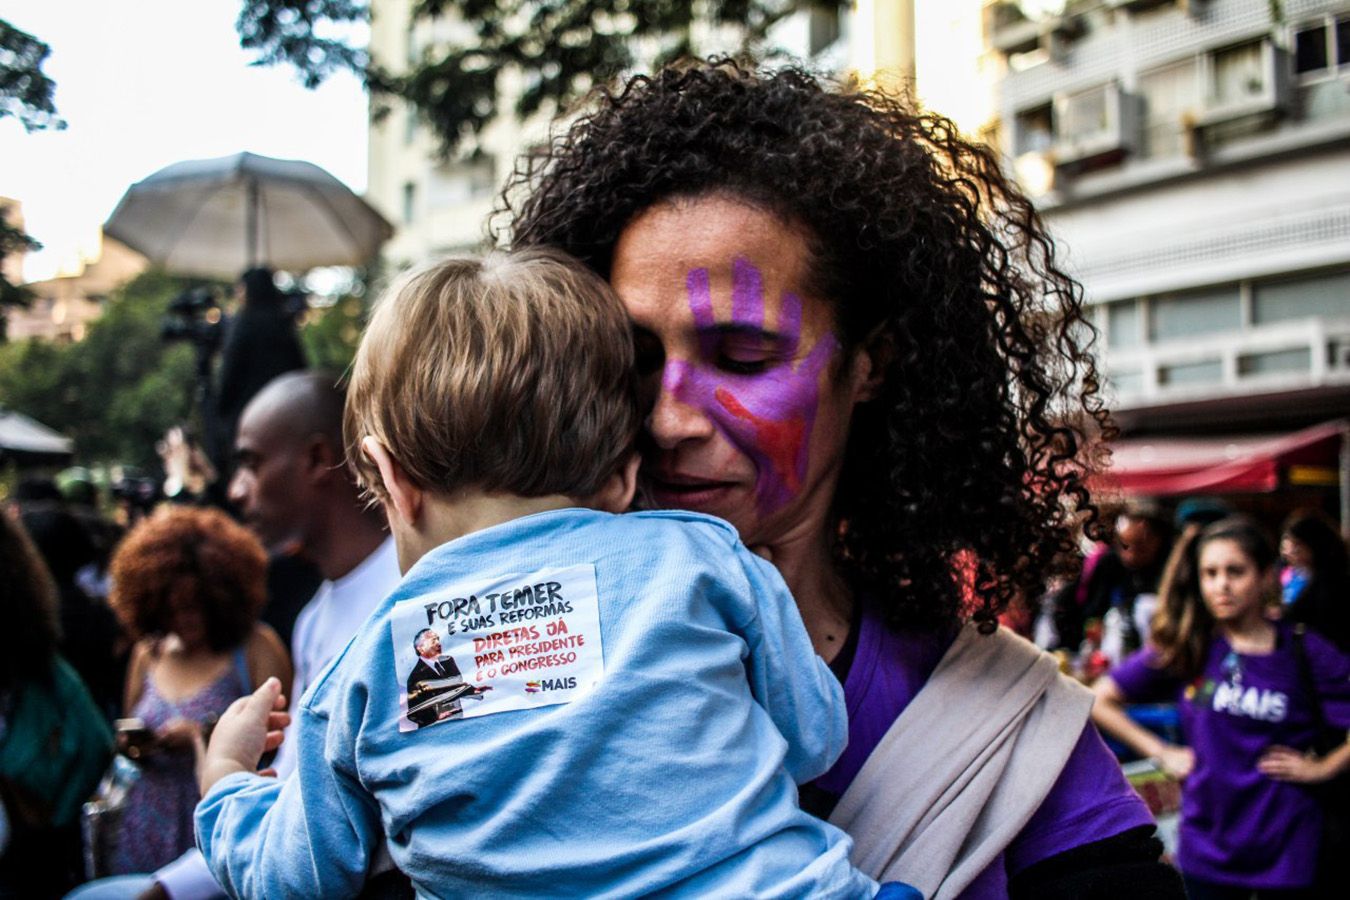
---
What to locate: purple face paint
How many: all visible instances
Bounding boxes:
[664,256,838,516]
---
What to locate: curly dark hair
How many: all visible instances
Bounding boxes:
[0,514,61,692]
[108,506,267,651]
[502,59,1111,634]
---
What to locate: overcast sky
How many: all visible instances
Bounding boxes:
[1,0,368,281]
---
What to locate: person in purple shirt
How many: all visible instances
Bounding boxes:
[506,58,1182,899]
[1094,516,1350,898]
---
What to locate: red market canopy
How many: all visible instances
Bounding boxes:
[1098,420,1347,497]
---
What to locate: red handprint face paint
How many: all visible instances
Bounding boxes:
[612,196,868,547]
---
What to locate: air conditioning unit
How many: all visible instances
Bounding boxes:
[1192,43,1291,128]
[1105,0,1205,15]
[1052,83,1141,166]
[988,2,1084,59]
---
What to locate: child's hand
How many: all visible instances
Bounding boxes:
[199,677,290,795]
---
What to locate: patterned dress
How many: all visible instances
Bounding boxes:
[108,646,250,875]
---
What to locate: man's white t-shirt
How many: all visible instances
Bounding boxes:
[273,537,400,778]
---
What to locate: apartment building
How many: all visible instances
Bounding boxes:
[2,214,146,343]
[991,0,1350,514]
[364,1,934,269]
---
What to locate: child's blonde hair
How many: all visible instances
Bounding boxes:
[345,247,639,502]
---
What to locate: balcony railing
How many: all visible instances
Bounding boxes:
[1103,316,1350,405]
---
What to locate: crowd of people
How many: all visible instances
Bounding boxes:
[1,58,1347,900]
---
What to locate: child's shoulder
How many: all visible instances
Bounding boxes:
[621,509,742,544]
[612,511,775,587]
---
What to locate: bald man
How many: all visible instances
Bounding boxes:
[227,371,399,777]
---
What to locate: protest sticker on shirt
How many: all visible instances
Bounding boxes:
[389,563,604,732]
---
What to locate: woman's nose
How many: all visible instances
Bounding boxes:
[647,360,716,449]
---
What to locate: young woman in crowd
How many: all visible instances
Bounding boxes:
[1279,507,1350,651]
[1093,517,1350,898]
[0,513,112,899]
[104,506,290,875]
[504,59,1183,898]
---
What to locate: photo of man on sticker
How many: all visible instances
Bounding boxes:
[405,627,485,726]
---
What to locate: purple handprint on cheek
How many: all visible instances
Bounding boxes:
[664,256,838,516]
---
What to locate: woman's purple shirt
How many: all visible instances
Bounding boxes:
[809,603,1154,898]
[1111,623,1350,888]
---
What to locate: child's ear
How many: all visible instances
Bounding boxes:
[361,437,423,526]
[590,453,640,514]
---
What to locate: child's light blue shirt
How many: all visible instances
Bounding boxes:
[196,509,875,899]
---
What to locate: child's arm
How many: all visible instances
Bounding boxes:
[732,545,849,784]
[195,679,384,899]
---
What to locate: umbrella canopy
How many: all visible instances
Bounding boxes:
[0,406,75,464]
[104,152,393,279]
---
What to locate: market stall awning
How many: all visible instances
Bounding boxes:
[0,406,75,463]
[1098,420,1346,497]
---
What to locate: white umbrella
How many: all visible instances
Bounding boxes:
[104,152,393,279]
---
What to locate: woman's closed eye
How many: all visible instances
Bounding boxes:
[713,335,787,375]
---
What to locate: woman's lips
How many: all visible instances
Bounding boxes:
[643,471,737,506]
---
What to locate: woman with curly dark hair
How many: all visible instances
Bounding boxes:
[504,59,1182,898]
[103,506,290,876]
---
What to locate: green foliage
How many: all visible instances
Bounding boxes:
[0,205,42,340]
[0,19,65,132]
[236,1,369,89]
[236,0,836,154]
[299,293,367,373]
[0,271,200,467]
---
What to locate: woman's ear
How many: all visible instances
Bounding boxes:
[361,437,423,527]
[850,324,894,403]
[589,453,640,514]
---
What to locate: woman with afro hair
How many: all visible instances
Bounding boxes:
[104,505,291,876]
[503,59,1184,899]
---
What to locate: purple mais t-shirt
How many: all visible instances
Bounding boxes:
[809,604,1154,899]
[1111,622,1350,889]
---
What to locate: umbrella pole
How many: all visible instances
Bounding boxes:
[247,177,260,269]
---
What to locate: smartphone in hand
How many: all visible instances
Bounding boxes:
[115,717,155,759]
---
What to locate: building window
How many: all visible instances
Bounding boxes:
[405,24,419,68]
[402,182,417,225]
[1238,348,1312,377]
[1014,104,1054,156]
[1105,299,1142,349]
[1138,59,1200,158]
[1151,285,1241,341]
[1252,269,1350,324]
[1159,359,1223,387]
[404,103,418,146]
[1294,15,1350,77]
[1109,369,1145,394]
[807,5,841,57]
[428,156,498,210]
